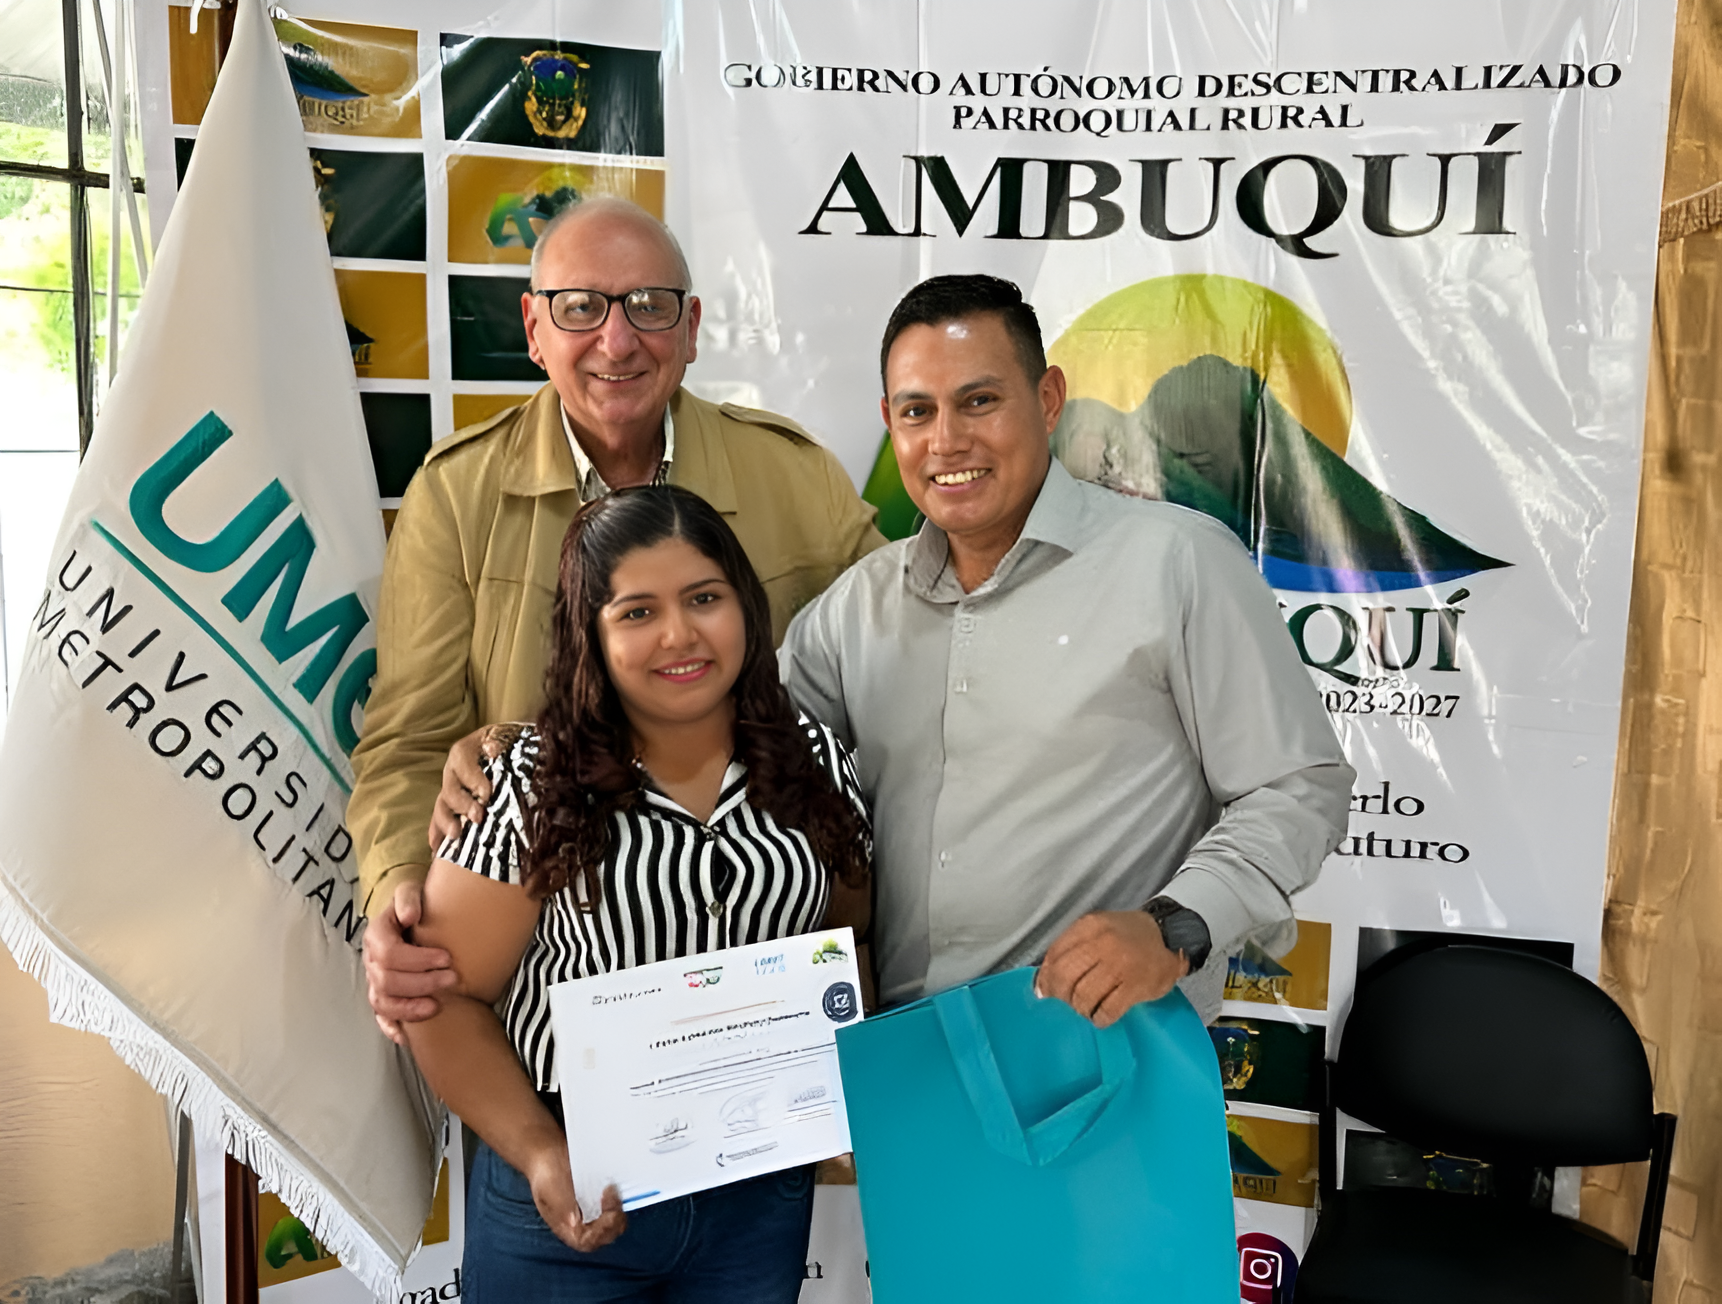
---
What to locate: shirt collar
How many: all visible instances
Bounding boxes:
[559,404,676,501]
[639,760,748,826]
[904,457,1090,601]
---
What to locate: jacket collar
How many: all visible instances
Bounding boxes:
[500,384,580,498]
[500,384,735,513]
[665,389,738,514]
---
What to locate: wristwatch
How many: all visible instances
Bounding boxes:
[1144,897,1212,973]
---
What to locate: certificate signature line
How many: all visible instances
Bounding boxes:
[636,1046,833,1094]
[647,1040,833,1088]
[655,1047,832,1089]
[684,1057,823,1098]
[669,999,784,1026]
[695,1072,775,1098]
[686,1065,824,1097]
[641,1061,814,1099]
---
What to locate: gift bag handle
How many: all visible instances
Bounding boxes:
[934,984,1137,1167]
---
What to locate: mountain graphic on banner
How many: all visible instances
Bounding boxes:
[1049,274,1509,594]
[1054,355,1509,593]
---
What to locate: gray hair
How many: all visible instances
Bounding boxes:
[528,196,692,292]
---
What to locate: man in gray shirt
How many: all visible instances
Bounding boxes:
[780,275,1353,1024]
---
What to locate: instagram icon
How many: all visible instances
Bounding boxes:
[1237,1233,1300,1304]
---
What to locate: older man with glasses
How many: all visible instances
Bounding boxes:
[350,197,883,1033]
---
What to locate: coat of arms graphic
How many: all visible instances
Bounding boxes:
[521,49,591,138]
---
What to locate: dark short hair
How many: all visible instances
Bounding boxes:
[879,274,1047,391]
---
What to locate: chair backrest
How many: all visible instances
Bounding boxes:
[1334,944,1653,1167]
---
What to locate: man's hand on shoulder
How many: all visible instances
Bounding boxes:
[1036,910,1191,1029]
[365,880,457,1045]
[428,723,523,849]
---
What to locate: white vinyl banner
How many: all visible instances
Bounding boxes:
[668,0,1675,1278]
[674,7,1679,930]
[125,0,1676,1296]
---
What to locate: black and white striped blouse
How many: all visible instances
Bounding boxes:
[436,719,870,1092]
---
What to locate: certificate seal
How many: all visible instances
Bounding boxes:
[821,981,859,1024]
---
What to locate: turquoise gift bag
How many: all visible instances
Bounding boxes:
[835,967,1236,1302]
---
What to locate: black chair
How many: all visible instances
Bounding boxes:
[1294,944,1676,1303]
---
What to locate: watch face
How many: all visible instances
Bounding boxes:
[1148,901,1210,968]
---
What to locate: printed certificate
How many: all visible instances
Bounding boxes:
[547,928,863,1216]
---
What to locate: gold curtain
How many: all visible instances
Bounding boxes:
[1584,0,1722,1288]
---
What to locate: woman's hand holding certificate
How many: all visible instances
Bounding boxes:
[522,1140,628,1252]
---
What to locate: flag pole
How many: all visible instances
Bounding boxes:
[88,0,150,295]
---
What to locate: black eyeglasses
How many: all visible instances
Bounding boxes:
[532,286,688,333]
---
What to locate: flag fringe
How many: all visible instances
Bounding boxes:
[0,879,410,1300]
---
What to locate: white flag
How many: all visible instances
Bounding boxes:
[0,0,436,1288]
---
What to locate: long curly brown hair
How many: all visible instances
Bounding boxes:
[522,485,870,906]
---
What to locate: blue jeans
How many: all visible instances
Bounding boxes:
[464,1142,816,1302]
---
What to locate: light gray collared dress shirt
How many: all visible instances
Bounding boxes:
[780,459,1353,1016]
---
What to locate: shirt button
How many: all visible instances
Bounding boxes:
[953,679,968,693]
[939,850,950,863]
[709,901,726,917]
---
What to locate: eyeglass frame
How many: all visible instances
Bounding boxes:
[531,286,691,333]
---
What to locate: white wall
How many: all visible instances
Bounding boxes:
[0,328,79,730]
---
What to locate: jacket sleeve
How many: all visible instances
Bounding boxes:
[348,465,481,918]
[817,443,888,567]
[1153,520,1355,958]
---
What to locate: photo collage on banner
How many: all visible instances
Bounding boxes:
[1216,924,1330,1257]
[135,1,1678,1299]
[157,0,665,518]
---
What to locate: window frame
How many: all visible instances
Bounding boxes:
[0,0,146,455]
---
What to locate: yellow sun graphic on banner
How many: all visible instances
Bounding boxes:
[1047,274,1353,456]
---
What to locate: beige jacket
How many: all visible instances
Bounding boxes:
[349,384,885,916]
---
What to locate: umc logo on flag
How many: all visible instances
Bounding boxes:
[24,404,382,948]
[125,409,376,754]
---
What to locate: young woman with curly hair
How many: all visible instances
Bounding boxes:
[403,485,871,1302]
